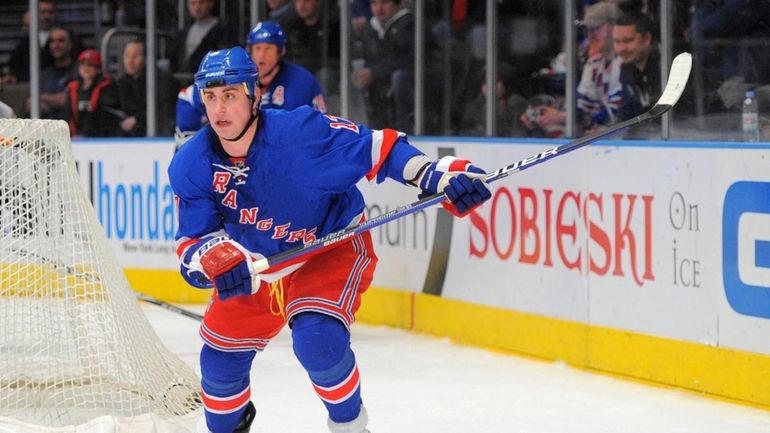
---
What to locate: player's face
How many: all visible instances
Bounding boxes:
[250,43,282,76]
[613,25,651,65]
[201,85,257,137]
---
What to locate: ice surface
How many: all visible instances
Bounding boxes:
[145,304,770,433]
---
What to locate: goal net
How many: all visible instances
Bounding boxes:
[0,119,201,432]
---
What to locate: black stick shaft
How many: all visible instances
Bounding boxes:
[137,293,203,321]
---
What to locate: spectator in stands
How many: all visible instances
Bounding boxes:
[115,0,178,30]
[520,93,566,138]
[353,0,414,133]
[65,49,122,137]
[576,1,623,131]
[116,40,179,137]
[247,22,326,112]
[171,0,238,78]
[3,0,57,84]
[613,11,660,120]
[581,2,619,58]
[351,0,372,35]
[691,0,770,111]
[30,27,79,120]
[282,0,340,78]
[0,100,16,119]
[267,0,296,26]
[0,11,30,85]
[460,62,527,137]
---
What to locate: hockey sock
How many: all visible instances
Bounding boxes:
[200,345,256,433]
[291,313,363,423]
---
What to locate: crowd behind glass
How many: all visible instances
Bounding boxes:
[2,0,768,142]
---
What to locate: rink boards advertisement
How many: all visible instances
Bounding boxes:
[358,138,770,355]
[71,137,770,406]
[72,139,179,269]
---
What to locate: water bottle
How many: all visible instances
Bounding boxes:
[742,90,760,142]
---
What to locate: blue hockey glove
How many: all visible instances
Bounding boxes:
[418,156,492,217]
[181,237,262,300]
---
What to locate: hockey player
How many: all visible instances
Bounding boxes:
[169,46,491,433]
[246,21,327,113]
[175,22,326,151]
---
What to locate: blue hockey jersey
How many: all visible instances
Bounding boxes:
[260,62,326,113]
[169,107,422,275]
[176,84,208,134]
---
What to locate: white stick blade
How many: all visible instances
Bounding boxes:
[656,52,692,107]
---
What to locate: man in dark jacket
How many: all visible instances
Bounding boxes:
[33,27,79,120]
[353,0,414,133]
[3,0,57,84]
[171,0,238,78]
[282,0,340,97]
[116,40,178,136]
[614,11,660,121]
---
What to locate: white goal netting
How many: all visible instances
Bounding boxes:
[0,119,201,432]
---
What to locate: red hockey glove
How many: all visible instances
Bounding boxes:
[183,237,262,300]
[417,156,492,217]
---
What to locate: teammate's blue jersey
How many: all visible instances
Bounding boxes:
[176,84,208,133]
[260,62,326,112]
[169,107,421,264]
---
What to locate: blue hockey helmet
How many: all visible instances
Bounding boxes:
[246,22,285,49]
[194,46,259,99]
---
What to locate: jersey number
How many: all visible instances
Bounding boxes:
[324,114,359,134]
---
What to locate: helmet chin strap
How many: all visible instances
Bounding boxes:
[222,97,260,142]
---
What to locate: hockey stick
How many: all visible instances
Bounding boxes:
[136,293,204,321]
[8,246,206,322]
[251,52,693,273]
[145,53,691,322]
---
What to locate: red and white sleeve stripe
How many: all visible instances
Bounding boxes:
[366,129,404,181]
